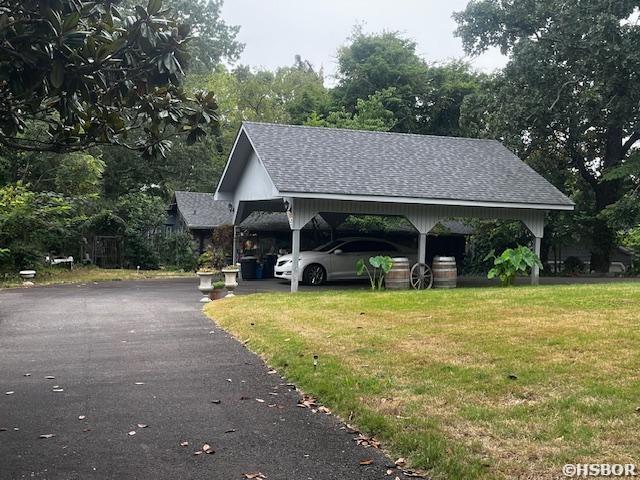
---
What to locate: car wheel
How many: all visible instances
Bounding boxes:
[303,264,326,286]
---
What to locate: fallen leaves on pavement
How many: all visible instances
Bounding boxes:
[244,473,267,479]
[355,434,381,449]
[297,395,318,409]
[202,444,215,454]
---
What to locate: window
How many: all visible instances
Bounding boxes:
[313,240,344,252]
[340,240,397,253]
[366,241,397,252]
[340,241,371,253]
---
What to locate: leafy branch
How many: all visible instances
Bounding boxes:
[0,0,219,158]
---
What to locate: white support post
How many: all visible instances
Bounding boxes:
[291,228,301,293]
[232,226,238,266]
[532,236,542,285]
[418,233,427,264]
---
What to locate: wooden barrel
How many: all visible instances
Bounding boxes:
[385,257,411,290]
[433,256,457,289]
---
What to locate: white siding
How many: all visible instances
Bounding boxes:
[288,198,545,237]
[233,151,279,209]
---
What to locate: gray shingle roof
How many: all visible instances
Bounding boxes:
[173,191,232,229]
[242,122,574,207]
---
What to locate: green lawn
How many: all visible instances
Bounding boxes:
[0,266,193,289]
[205,283,640,480]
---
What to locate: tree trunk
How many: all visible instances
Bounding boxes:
[589,127,624,273]
[589,217,616,273]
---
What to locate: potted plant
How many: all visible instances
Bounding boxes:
[220,264,239,297]
[209,281,226,300]
[196,251,219,303]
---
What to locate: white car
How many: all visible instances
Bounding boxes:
[274,237,416,286]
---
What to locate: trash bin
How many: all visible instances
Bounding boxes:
[263,254,278,279]
[240,256,258,280]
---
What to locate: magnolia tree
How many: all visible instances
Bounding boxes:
[0,0,219,158]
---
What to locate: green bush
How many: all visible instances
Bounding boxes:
[563,256,585,275]
[485,246,543,287]
[113,193,165,269]
[197,247,226,271]
[0,183,81,272]
[124,236,159,270]
[463,220,532,275]
[157,231,197,271]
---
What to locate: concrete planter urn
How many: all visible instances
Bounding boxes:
[221,267,239,297]
[19,270,36,286]
[196,271,216,303]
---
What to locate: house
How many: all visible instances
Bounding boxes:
[215,122,574,291]
[547,243,635,273]
[166,191,233,254]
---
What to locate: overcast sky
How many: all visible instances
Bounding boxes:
[221,0,508,84]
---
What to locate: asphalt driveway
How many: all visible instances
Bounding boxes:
[0,278,408,480]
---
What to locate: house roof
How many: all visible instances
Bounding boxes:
[227,122,573,209]
[173,191,232,229]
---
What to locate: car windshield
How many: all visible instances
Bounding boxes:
[312,240,344,252]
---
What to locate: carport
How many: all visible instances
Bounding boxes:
[215,122,574,292]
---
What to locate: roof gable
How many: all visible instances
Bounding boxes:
[239,122,573,209]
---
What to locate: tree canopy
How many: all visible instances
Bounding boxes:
[333,29,480,136]
[120,0,244,72]
[0,0,219,158]
[455,0,640,271]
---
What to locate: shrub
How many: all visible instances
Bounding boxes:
[463,220,532,274]
[212,225,234,255]
[563,256,585,275]
[197,248,225,272]
[0,183,80,273]
[157,231,197,271]
[485,246,543,287]
[114,193,165,269]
